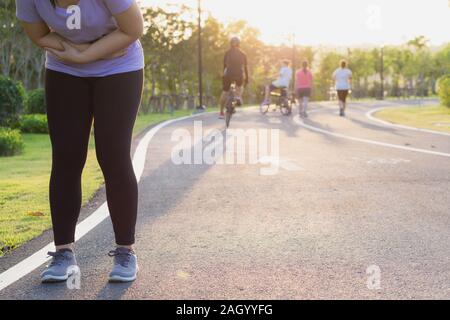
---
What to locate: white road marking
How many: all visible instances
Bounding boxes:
[367,158,411,165]
[0,113,207,292]
[258,156,304,172]
[293,116,450,158]
[366,107,450,137]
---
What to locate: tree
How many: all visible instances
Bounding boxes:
[314,51,344,100]
[0,0,45,89]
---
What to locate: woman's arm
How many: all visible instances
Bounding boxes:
[20,21,127,61]
[46,1,144,64]
[20,20,67,51]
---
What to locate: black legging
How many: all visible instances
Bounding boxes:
[45,69,143,246]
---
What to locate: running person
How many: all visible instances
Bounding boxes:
[262,60,293,105]
[16,0,144,283]
[332,60,353,117]
[296,60,313,118]
[219,37,248,119]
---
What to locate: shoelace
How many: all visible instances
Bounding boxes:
[47,251,67,267]
[108,249,132,268]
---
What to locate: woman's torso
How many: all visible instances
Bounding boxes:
[22,0,144,77]
[296,69,313,89]
[276,66,292,88]
[334,68,352,90]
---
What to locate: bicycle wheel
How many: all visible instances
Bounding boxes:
[225,98,234,128]
[225,109,232,128]
[280,98,291,116]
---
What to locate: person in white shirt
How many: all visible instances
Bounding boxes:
[262,60,293,105]
[332,60,353,117]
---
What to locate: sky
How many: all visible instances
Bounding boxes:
[142,0,450,47]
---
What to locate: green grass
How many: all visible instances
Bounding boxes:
[375,105,450,133]
[0,109,193,256]
[133,109,192,135]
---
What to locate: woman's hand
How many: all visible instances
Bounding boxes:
[45,41,127,63]
[45,41,87,64]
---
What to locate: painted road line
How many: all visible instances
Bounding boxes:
[366,107,450,137]
[293,116,450,158]
[0,113,208,292]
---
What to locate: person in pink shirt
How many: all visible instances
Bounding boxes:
[296,60,314,118]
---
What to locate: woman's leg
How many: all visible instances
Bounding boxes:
[337,91,344,110]
[303,96,309,113]
[341,90,348,110]
[45,70,94,247]
[296,90,302,114]
[92,70,144,247]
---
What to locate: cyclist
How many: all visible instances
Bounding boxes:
[261,59,293,106]
[296,60,313,118]
[332,60,353,117]
[219,37,249,119]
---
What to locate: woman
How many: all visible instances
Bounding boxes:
[261,59,292,106]
[16,0,144,283]
[332,60,353,117]
[296,60,313,118]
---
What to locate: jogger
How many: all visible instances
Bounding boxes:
[46,69,143,246]
[296,60,313,118]
[332,60,352,117]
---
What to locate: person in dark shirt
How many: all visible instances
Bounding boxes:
[219,36,249,119]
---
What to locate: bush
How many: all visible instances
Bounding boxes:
[0,76,26,128]
[437,75,450,108]
[0,127,24,157]
[20,114,49,134]
[27,88,46,114]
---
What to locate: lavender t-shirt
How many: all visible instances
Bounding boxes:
[16,0,144,77]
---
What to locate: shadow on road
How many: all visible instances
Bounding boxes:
[96,282,134,300]
[347,116,407,137]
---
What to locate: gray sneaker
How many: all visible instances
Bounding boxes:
[108,248,139,283]
[41,250,78,283]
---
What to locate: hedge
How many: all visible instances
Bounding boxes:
[27,88,46,114]
[0,127,24,157]
[0,76,26,128]
[20,114,49,134]
[438,75,450,108]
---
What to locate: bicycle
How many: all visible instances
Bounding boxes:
[260,87,294,116]
[225,81,239,128]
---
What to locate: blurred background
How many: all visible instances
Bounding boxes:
[0,0,449,111]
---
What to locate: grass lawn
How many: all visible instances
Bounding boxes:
[0,109,193,256]
[375,105,450,133]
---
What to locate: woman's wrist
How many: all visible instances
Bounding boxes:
[76,51,94,64]
[70,42,91,52]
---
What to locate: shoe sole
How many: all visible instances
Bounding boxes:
[41,265,79,284]
[108,274,137,283]
[41,274,69,283]
[109,265,139,283]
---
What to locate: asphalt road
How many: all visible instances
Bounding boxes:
[1,100,450,300]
